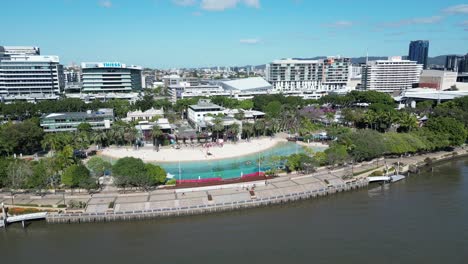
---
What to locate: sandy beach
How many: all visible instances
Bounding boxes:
[100,137,286,163]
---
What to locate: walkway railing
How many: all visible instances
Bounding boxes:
[47,179,368,224]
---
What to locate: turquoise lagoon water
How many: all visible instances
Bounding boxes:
[159,142,324,180]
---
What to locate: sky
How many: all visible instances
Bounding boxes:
[2,0,467,68]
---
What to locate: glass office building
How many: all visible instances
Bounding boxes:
[81,62,142,93]
[408,40,429,69]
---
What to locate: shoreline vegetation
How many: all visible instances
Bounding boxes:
[2,147,467,222]
[1,92,468,222]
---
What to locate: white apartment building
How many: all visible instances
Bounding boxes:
[266,57,351,92]
[0,55,64,102]
[361,57,423,93]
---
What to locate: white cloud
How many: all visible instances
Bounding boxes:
[443,4,468,14]
[322,20,354,28]
[239,38,261,44]
[172,0,197,7]
[98,0,112,8]
[380,16,443,27]
[201,0,260,11]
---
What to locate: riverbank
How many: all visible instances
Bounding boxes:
[1,147,466,225]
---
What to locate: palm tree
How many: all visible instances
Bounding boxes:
[151,125,164,152]
[92,130,108,148]
[254,120,266,137]
[124,127,138,146]
[398,112,418,132]
[242,122,254,141]
[325,112,335,126]
[74,132,90,150]
[364,110,377,130]
[110,125,125,145]
[211,117,224,141]
[41,133,60,152]
[228,123,240,142]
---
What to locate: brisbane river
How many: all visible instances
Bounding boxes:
[2,157,468,264]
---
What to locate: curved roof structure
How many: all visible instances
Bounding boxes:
[221,77,272,92]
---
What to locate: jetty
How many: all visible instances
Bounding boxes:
[367,175,406,183]
[1,203,48,228]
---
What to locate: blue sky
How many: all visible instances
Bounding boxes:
[2,0,467,68]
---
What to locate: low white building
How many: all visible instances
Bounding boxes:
[223,109,265,121]
[188,99,224,128]
[125,107,164,122]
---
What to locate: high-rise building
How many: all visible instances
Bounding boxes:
[408,40,429,69]
[445,55,465,72]
[361,56,423,93]
[0,54,64,102]
[266,57,351,92]
[461,54,468,73]
[81,62,143,93]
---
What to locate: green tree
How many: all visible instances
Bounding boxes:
[61,164,93,189]
[254,120,266,137]
[286,153,315,173]
[227,123,240,142]
[0,120,43,155]
[242,122,254,140]
[238,100,254,110]
[77,123,93,133]
[28,158,54,191]
[211,117,224,141]
[151,125,164,151]
[397,112,418,132]
[145,163,167,184]
[112,157,146,188]
[344,130,386,161]
[0,158,11,187]
[87,156,112,177]
[324,144,349,166]
[425,117,467,146]
[264,101,282,118]
[7,159,33,189]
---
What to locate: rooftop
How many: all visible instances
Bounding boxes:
[221,77,272,91]
[189,99,223,110]
[42,108,114,120]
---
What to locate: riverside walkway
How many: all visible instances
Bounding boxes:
[46,173,368,224]
[1,147,466,224]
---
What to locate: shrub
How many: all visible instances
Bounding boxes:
[57,204,67,208]
[166,179,177,185]
[370,170,384,176]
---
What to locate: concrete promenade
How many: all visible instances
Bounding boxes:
[1,147,466,224]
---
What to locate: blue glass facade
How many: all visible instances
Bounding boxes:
[408,40,429,69]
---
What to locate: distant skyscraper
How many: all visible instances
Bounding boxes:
[445,55,465,72]
[408,40,429,69]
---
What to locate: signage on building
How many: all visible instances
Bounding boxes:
[103,62,122,68]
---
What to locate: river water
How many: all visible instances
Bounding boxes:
[1,158,468,264]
